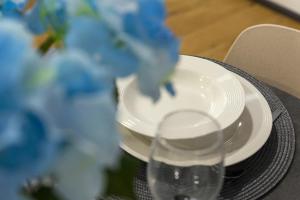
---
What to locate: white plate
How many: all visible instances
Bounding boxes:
[117,56,245,139]
[119,75,273,166]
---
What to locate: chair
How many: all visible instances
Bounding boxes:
[224,24,300,99]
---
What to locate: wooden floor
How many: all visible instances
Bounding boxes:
[166,0,300,60]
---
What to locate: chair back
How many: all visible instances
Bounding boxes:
[224,24,300,98]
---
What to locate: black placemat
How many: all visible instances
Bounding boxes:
[261,86,300,200]
[131,59,296,200]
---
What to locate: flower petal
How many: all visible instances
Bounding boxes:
[66,17,139,77]
[54,146,104,200]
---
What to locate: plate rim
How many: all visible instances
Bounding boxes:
[224,75,272,165]
[117,55,246,138]
[119,74,273,166]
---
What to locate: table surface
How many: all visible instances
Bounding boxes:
[34,0,300,61]
[165,0,300,60]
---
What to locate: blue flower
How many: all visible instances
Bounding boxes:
[52,92,120,200]
[4,0,179,101]
[0,19,34,111]
[51,50,114,97]
[12,49,120,200]
[54,146,105,200]
[64,0,179,100]
[26,0,97,35]
[66,17,139,77]
[0,110,60,200]
[38,50,120,200]
[26,0,67,35]
[0,19,61,200]
[0,111,58,172]
[0,0,28,18]
[47,50,120,162]
[25,0,179,100]
[0,1,180,200]
[96,0,180,100]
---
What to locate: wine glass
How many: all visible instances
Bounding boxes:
[147,110,224,200]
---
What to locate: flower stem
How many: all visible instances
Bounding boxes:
[38,35,56,55]
[113,80,119,103]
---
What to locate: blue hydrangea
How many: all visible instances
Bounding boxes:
[82,0,180,100]
[0,19,61,200]
[26,0,67,35]
[37,50,120,200]
[0,21,121,199]
[53,50,113,97]
[0,111,60,200]
[48,50,120,164]
[26,0,96,35]
[0,0,28,18]
[26,0,179,100]
[66,17,139,77]
[0,19,33,111]
[0,1,180,200]
[52,91,120,200]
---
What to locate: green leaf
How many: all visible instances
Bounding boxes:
[102,153,141,199]
[24,153,141,200]
[24,185,62,200]
[38,35,56,54]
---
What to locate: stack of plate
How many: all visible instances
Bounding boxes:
[117,55,272,166]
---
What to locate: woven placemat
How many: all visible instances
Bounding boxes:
[131,59,296,200]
